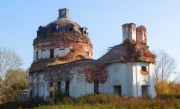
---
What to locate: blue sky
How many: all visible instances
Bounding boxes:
[0,0,180,71]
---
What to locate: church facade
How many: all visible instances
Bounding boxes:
[28,8,156,100]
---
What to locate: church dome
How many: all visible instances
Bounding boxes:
[45,17,81,34]
[30,8,93,73]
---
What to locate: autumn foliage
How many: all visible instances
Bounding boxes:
[156,80,180,95]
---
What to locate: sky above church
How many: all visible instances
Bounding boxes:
[0,0,180,72]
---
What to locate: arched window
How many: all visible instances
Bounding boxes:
[141,66,148,75]
[83,30,87,35]
[67,24,74,32]
[51,24,58,32]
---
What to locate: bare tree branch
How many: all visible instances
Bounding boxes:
[155,49,177,81]
[173,71,180,83]
[0,47,22,81]
[0,47,25,103]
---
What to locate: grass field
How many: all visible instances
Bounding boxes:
[1,94,180,109]
[34,94,180,109]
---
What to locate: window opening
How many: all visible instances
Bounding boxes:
[36,51,38,60]
[69,27,73,32]
[65,81,70,96]
[50,49,54,58]
[49,83,54,99]
[83,30,86,35]
[142,66,147,71]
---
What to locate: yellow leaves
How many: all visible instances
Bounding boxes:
[156,80,180,95]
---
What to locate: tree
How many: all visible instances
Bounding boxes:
[173,71,180,83]
[155,49,180,95]
[0,48,22,81]
[0,47,26,103]
[0,69,28,103]
[155,49,177,81]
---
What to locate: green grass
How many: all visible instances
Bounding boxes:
[35,104,125,109]
[33,94,180,109]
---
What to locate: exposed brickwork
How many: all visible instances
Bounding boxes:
[44,59,108,84]
[99,40,155,63]
[30,14,93,73]
[136,26,147,43]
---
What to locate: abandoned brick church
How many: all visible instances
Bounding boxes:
[28,8,156,100]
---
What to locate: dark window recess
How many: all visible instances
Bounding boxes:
[59,48,65,50]
[83,30,86,35]
[94,81,99,94]
[69,27,73,32]
[70,49,75,53]
[36,51,38,60]
[65,81,70,96]
[87,52,89,56]
[49,83,54,98]
[29,90,33,98]
[142,66,147,71]
[50,83,53,87]
[50,49,54,58]
[57,82,61,91]
[51,27,56,32]
[36,84,39,96]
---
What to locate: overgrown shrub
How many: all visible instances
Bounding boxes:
[53,89,65,103]
[156,80,180,95]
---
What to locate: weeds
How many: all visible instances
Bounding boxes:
[0,94,180,109]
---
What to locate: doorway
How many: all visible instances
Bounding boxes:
[94,81,99,94]
[114,85,121,95]
[142,85,148,97]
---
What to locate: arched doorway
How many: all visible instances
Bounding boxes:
[141,80,149,97]
[113,80,121,95]
[114,85,121,95]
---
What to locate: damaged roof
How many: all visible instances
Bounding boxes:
[98,41,156,63]
[31,59,108,84]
